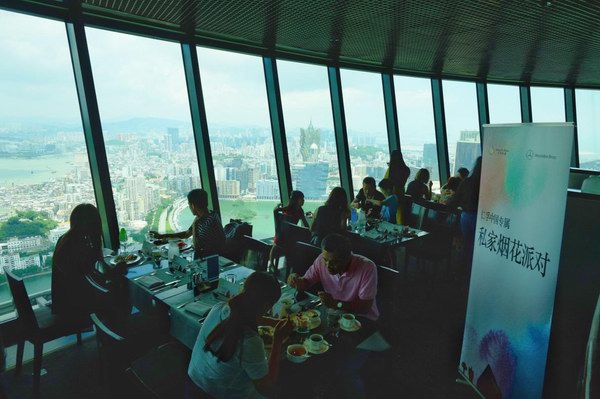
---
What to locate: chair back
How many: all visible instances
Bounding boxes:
[125,341,191,399]
[417,200,460,260]
[406,196,426,229]
[3,266,38,331]
[376,264,401,336]
[286,241,321,277]
[91,313,131,397]
[346,231,385,265]
[239,235,271,272]
[283,221,311,245]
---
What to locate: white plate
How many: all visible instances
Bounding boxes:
[303,339,330,355]
[339,319,362,332]
[110,253,141,265]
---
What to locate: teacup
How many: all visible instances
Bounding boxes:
[286,344,309,363]
[340,313,356,329]
[308,334,324,352]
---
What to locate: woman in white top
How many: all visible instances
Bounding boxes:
[187,272,291,399]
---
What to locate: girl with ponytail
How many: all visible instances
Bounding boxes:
[187,272,292,398]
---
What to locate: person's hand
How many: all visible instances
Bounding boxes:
[149,230,163,239]
[287,273,299,288]
[318,291,336,308]
[115,261,127,275]
[273,318,292,344]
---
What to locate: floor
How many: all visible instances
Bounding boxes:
[0,259,480,399]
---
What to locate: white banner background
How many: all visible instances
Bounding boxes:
[459,123,574,399]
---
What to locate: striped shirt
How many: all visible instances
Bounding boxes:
[191,211,226,259]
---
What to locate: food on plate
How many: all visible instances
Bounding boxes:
[258,325,274,338]
[114,254,137,263]
[177,241,187,249]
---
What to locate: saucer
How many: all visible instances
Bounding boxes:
[309,317,321,329]
[303,339,330,355]
[339,319,362,332]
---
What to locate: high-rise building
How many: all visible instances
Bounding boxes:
[422,143,439,181]
[299,122,321,162]
[454,130,481,175]
[292,162,328,200]
[256,180,280,200]
[216,180,240,198]
[166,127,179,152]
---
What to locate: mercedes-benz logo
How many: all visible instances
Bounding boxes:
[526,150,534,160]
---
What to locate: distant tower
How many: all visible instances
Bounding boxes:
[166,127,180,152]
[299,121,321,162]
[422,143,439,181]
[453,130,481,175]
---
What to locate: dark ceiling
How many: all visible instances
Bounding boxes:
[12,0,600,87]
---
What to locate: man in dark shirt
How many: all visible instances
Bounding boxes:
[351,177,386,218]
[150,189,225,259]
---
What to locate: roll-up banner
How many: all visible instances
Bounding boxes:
[459,123,574,399]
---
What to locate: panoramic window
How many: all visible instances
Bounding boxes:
[442,80,482,180]
[488,83,521,124]
[278,60,340,214]
[575,89,600,171]
[86,28,199,248]
[395,75,440,190]
[197,48,280,239]
[340,69,389,196]
[531,86,565,122]
[0,10,95,316]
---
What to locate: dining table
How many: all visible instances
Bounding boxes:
[109,242,390,398]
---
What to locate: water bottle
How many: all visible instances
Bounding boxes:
[357,210,366,234]
[119,228,128,253]
[350,208,358,225]
[168,241,179,261]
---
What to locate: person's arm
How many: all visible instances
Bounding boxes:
[366,198,383,206]
[253,319,292,394]
[425,181,433,200]
[300,209,310,228]
[309,207,319,233]
[149,228,192,240]
[287,257,321,291]
[317,291,374,315]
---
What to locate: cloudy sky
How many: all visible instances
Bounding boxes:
[0,8,598,159]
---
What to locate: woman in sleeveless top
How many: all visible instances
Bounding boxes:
[310,187,350,247]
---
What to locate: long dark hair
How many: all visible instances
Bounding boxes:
[204,272,281,362]
[388,150,410,188]
[324,187,348,213]
[68,203,103,252]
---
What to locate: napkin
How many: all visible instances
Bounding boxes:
[356,331,392,352]
[185,301,212,317]
[136,275,165,289]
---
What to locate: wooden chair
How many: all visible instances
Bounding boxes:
[4,266,87,391]
[239,235,271,272]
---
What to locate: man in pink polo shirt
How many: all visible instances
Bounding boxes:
[288,233,379,321]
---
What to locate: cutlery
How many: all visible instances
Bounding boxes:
[176,297,200,309]
[151,280,180,291]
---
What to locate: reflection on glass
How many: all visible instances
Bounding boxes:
[488,84,521,124]
[575,89,600,170]
[0,10,95,311]
[340,69,389,196]
[278,60,339,214]
[395,75,440,190]
[87,28,199,247]
[442,80,482,180]
[197,47,280,239]
[531,86,565,122]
